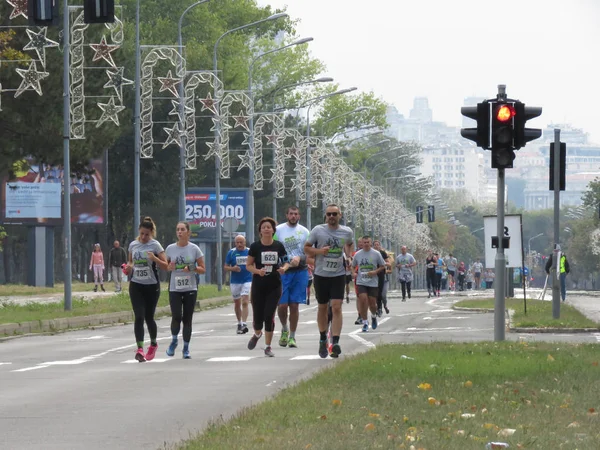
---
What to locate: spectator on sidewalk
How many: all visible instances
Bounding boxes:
[89,244,106,292]
[545,245,571,302]
[109,240,127,292]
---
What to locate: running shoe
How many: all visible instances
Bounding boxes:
[236,324,244,335]
[242,324,249,334]
[384,305,390,314]
[288,337,297,348]
[362,323,368,332]
[371,316,378,330]
[408,294,411,299]
[264,346,275,357]
[330,343,342,358]
[318,339,329,358]
[248,333,261,350]
[135,348,146,363]
[182,348,191,359]
[354,316,362,325]
[402,297,406,302]
[166,340,178,357]
[279,330,289,347]
[346,296,350,304]
[145,343,158,361]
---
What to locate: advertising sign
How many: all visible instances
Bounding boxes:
[185,188,247,242]
[5,182,61,219]
[483,214,523,269]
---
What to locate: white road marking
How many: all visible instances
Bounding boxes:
[0,362,13,366]
[394,312,427,318]
[299,320,317,325]
[422,316,470,321]
[121,358,172,364]
[266,380,277,387]
[75,335,107,340]
[391,327,493,334]
[290,355,329,360]
[13,365,50,372]
[405,326,466,331]
[348,327,376,348]
[300,306,318,313]
[206,356,256,362]
[378,317,391,326]
[431,309,455,313]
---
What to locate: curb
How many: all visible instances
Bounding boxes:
[0,296,231,340]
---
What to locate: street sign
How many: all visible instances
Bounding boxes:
[483,214,523,269]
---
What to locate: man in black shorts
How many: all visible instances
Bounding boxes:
[373,240,390,315]
[305,204,354,358]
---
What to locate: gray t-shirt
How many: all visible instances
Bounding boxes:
[306,224,354,277]
[396,253,416,276]
[165,243,204,292]
[446,257,457,271]
[128,239,164,285]
[352,248,385,288]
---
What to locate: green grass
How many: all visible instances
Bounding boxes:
[177,342,600,450]
[0,281,96,297]
[0,285,229,325]
[454,298,600,329]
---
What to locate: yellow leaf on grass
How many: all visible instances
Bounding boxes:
[369,412,380,418]
[547,354,555,362]
[483,423,497,430]
[418,382,432,390]
[428,397,437,405]
[305,445,312,449]
[464,380,473,388]
[332,399,342,406]
[364,423,376,431]
[403,415,409,422]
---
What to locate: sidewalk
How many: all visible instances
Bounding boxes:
[0,290,116,306]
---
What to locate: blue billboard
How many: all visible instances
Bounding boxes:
[185,188,248,242]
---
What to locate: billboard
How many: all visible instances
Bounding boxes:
[1,154,107,225]
[185,188,248,242]
[483,214,523,269]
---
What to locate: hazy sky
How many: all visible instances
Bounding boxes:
[258,0,600,144]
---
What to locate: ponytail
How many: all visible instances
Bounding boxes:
[138,216,157,239]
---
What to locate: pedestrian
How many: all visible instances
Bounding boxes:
[124,216,167,363]
[484,269,495,289]
[457,261,466,291]
[353,236,386,332]
[224,235,252,335]
[472,258,483,290]
[162,221,205,359]
[445,253,457,291]
[545,245,571,302]
[108,240,127,292]
[246,217,290,357]
[304,204,354,358]
[396,246,416,301]
[425,250,437,298]
[89,243,106,292]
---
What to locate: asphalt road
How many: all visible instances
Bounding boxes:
[1,289,599,450]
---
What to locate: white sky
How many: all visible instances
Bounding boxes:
[258,0,600,144]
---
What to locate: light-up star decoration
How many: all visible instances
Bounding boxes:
[7,0,27,20]
[23,27,58,68]
[162,123,184,149]
[157,70,181,97]
[199,92,218,115]
[96,97,126,127]
[14,60,49,97]
[168,99,194,123]
[265,133,280,146]
[89,35,120,68]
[232,113,250,131]
[237,151,252,171]
[104,67,133,101]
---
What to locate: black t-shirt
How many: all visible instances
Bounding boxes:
[377,250,388,281]
[248,240,287,285]
[426,256,437,272]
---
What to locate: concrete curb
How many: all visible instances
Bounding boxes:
[0,296,231,339]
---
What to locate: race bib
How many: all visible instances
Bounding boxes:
[175,275,192,290]
[261,251,278,265]
[323,255,342,272]
[360,269,371,280]
[264,265,273,274]
[236,256,248,266]
[134,266,151,281]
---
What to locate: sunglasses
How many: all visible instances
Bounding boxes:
[326,212,338,217]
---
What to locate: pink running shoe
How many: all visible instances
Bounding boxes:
[135,348,146,363]
[145,344,158,361]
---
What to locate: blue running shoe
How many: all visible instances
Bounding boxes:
[182,348,191,359]
[362,323,368,332]
[372,316,378,330]
[166,340,178,357]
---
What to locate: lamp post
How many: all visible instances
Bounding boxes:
[63,0,72,309]
[318,106,370,136]
[247,37,314,232]
[267,77,333,111]
[213,12,288,290]
[528,232,543,264]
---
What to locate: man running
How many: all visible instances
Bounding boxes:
[396,246,416,301]
[304,204,354,359]
[224,235,251,334]
[373,240,390,315]
[274,206,311,349]
[353,236,386,332]
[353,237,364,325]
[445,253,458,292]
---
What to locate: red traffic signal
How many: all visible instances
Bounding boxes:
[496,104,515,122]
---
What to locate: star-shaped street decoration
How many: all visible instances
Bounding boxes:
[89,35,120,68]
[231,113,250,131]
[210,116,230,132]
[168,99,194,123]
[14,60,49,98]
[96,97,126,127]
[103,67,133,102]
[7,0,27,20]
[157,70,182,97]
[269,168,280,184]
[241,132,252,146]
[237,151,253,171]
[23,27,59,68]
[204,140,221,160]
[265,133,281,147]
[290,177,300,193]
[285,145,299,159]
[198,92,219,115]
[162,123,184,149]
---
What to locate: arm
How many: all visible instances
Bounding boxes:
[89,253,94,269]
[304,242,328,257]
[245,255,265,277]
[148,251,169,271]
[194,256,206,275]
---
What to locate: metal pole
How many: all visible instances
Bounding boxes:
[63,0,72,311]
[133,0,141,232]
[305,104,312,230]
[212,53,223,290]
[494,167,506,341]
[552,128,561,318]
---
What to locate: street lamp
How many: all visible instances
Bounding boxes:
[528,232,544,258]
[247,36,313,241]
[318,106,371,136]
[213,12,288,290]
[265,77,334,111]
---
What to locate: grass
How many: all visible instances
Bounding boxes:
[0,281,97,297]
[177,342,600,450]
[454,298,600,329]
[0,285,229,325]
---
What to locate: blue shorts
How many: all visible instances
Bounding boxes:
[279,269,309,305]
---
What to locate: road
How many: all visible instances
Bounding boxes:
[1,289,599,450]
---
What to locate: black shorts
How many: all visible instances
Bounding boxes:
[345,274,353,284]
[313,274,346,305]
[448,270,455,278]
[357,285,379,297]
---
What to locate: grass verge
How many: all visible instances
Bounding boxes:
[0,282,96,297]
[454,298,600,329]
[177,342,600,450]
[0,285,229,325]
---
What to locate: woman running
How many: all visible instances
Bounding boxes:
[160,221,205,359]
[124,217,167,363]
[245,217,290,357]
[89,243,106,292]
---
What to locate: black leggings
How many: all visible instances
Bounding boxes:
[435,273,442,291]
[426,270,436,292]
[400,281,412,298]
[169,290,197,342]
[129,282,160,343]
[251,282,281,333]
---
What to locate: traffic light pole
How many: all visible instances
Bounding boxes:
[494,167,506,341]
[63,0,72,311]
[552,128,561,318]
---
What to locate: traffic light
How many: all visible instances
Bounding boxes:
[490,101,516,169]
[416,206,423,224]
[28,0,58,25]
[427,205,435,223]
[84,0,115,23]
[514,101,542,149]
[460,101,490,149]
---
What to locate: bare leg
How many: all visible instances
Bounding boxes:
[233,299,242,322]
[317,303,329,333]
[241,296,249,323]
[277,303,289,328]
[358,293,369,320]
[265,331,273,346]
[330,299,343,337]
[289,303,300,332]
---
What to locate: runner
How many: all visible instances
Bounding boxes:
[457,261,466,291]
[304,204,354,358]
[224,235,252,334]
[344,252,353,304]
[373,240,390,315]
[425,250,437,298]
[246,217,290,357]
[434,252,443,296]
[396,246,416,301]
[353,237,364,325]
[307,263,314,304]
[353,236,386,332]
[124,217,167,363]
[161,221,205,359]
[274,206,311,349]
[472,258,483,290]
[445,253,458,292]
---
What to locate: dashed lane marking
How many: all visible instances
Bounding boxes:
[205,356,256,362]
[121,358,172,364]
